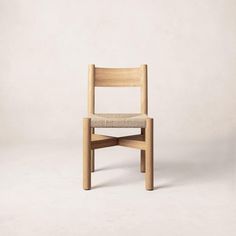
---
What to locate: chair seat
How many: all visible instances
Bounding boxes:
[90,113,147,128]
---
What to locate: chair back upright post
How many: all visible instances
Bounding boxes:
[140,64,148,115]
[88,64,95,115]
[88,64,148,115]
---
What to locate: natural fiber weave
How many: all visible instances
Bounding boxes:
[90,113,147,128]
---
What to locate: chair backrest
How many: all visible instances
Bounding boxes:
[88,64,148,115]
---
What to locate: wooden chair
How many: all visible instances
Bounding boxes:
[83,64,154,190]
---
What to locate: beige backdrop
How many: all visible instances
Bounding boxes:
[0,1,236,235]
[0,0,235,147]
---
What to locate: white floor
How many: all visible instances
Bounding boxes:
[0,142,235,236]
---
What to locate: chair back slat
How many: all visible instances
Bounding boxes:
[88,64,148,115]
[95,68,141,87]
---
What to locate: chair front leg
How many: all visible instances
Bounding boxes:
[83,118,91,190]
[145,118,154,190]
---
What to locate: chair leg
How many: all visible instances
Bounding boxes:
[145,118,154,190]
[140,150,145,172]
[140,128,145,173]
[91,150,95,172]
[91,128,95,172]
[83,118,91,190]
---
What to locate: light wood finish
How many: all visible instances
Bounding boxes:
[88,64,95,114]
[91,134,118,149]
[88,65,95,172]
[83,118,91,190]
[140,64,148,114]
[145,118,154,190]
[91,128,95,172]
[118,134,145,150]
[141,150,145,172]
[95,68,141,87]
[140,128,145,173]
[91,134,146,150]
[83,64,154,190]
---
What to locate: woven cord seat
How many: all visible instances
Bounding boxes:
[90,113,147,128]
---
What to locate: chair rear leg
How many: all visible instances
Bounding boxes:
[91,128,95,172]
[140,150,145,172]
[83,118,91,190]
[145,118,154,190]
[91,150,95,172]
[140,128,145,172]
